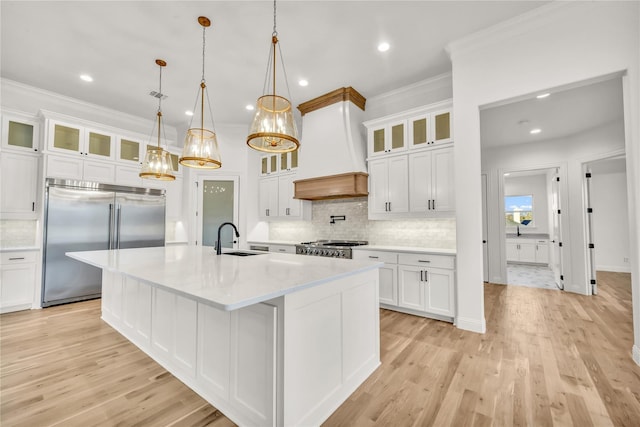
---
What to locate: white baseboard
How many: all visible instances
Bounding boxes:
[456,316,486,333]
[633,345,640,366]
[596,265,632,273]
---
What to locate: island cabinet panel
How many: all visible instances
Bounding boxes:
[282,271,380,426]
[198,304,231,400]
[229,303,277,426]
[119,276,152,346]
[151,288,197,378]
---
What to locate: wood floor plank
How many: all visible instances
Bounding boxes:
[2,272,639,426]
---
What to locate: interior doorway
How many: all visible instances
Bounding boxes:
[502,168,562,290]
[196,176,239,248]
[583,156,630,294]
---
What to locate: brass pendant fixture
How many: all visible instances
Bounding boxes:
[180,16,222,169]
[246,0,299,153]
[140,59,176,181]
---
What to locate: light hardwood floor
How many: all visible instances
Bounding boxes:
[2,271,639,426]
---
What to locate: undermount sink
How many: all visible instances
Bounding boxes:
[223,251,263,257]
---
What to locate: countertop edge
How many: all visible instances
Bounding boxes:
[354,245,457,255]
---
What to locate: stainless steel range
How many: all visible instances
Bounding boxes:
[295,240,368,259]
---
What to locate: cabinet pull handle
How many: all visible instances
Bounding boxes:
[368,256,379,259]
[425,271,429,283]
[266,209,269,216]
[278,249,285,252]
[432,199,436,210]
[418,260,431,263]
[388,202,392,211]
[32,202,35,211]
[9,257,25,260]
[420,270,424,282]
[428,199,431,210]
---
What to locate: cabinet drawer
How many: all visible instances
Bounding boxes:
[398,253,454,269]
[1,251,38,264]
[352,250,397,264]
[269,244,295,254]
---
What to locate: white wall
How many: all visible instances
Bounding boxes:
[446,1,639,346]
[504,174,549,235]
[591,168,631,273]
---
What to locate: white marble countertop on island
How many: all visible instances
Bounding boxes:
[67,246,382,311]
[354,245,456,255]
[246,240,299,246]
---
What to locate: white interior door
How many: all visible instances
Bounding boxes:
[551,173,564,289]
[481,174,489,282]
[196,176,239,248]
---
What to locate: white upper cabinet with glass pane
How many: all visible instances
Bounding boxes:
[259,150,298,176]
[46,119,115,160]
[408,108,452,149]
[366,120,407,157]
[1,112,41,152]
[364,101,453,158]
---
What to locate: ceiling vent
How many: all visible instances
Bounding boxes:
[149,91,167,100]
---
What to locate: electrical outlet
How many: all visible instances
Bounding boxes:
[624,257,629,263]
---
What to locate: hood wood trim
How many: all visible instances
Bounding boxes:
[294,172,368,200]
[297,87,366,116]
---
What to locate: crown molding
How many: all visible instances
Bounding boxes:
[367,72,452,104]
[445,2,590,61]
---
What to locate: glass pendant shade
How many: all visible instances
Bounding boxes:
[139,59,175,181]
[180,128,221,168]
[179,16,222,170]
[140,147,175,180]
[247,94,299,153]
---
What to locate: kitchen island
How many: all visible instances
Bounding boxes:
[67,246,382,427]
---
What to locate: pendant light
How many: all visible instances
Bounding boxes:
[246,0,299,153]
[179,16,222,169]
[140,59,176,181]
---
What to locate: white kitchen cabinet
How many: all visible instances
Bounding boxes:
[407,108,453,149]
[0,250,37,313]
[536,240,549,264]
[165,176,183,220]
[506,238,548,264]
[260,154,280,176]
[115,165,144,187]
[47,119,115,160]
[0,152,39,218]
[367,120,407,157]
[397,252,455,318]
[368,156,409,218]
[352,249,398,306]
[116,136,144,165]
[409,147,455,214]
[279,150,298,173]
[268,244,296,254]
[46,154,115,183]
[259,174,310,221]
[1,112,41,152]
[259,177,279,219]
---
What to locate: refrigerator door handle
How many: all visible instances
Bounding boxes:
[116,205,122,249]
[108,203,115,250]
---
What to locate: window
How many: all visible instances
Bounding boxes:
[505,195,533,226]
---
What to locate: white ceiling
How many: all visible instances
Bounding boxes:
[480,75,624,148]
[1,1,548,130]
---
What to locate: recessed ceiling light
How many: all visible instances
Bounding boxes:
[185,110,194,116]
[298,79,309,87]
[530,128,542,134]
[504,173,511,176]
[377,42,390,52]
[536,93,550,99]
[245,104,255,111]
[80,74,93,82]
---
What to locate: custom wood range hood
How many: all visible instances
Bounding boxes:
[294,87,369,200]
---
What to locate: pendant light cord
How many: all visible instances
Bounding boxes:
[201,24,206,83]
[157,64,163,148]
[273,0,277,37]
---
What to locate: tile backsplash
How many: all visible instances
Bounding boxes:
[269,198,456,248]
[0,220,38,248]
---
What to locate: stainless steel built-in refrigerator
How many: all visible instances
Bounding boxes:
[42,178,166,307]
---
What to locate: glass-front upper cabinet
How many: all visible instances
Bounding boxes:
[1,113,41,152]
[408,108,453,148]
[46,120,114,160]
[279,150,298,172]
[117,136,143,164]
[367,120,406,157]
[260,154,279,176]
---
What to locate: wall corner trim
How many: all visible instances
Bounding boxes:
[456,316,487,334]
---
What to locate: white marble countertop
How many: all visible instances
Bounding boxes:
[247,240,299,246]
[67,246,382,311]
[353,245,456,255]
